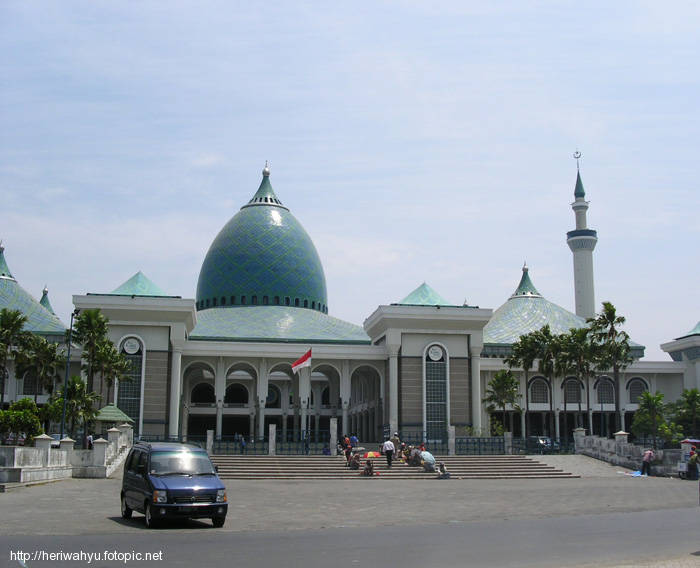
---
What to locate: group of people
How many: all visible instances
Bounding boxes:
[339,432,450,479]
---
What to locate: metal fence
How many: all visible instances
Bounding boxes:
[455,437,505,455]
[276,430,330,455]
[511,437,575,455]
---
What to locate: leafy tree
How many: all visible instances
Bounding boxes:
[588,302,633,433]
[505,333,539,438]
[677,389,700,439]
[0,308,31,406]
[5,398,43,444]
[39,396,64,433]
[483,369,521,433]
[630,391,666,448]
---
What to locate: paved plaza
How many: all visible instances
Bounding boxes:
[1,455,699,567]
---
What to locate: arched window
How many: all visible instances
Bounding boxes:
[224,383,248,406]
[563,379,581,403]
[321,386,330,406]
[530,379,549,404]
[597,379,614,404]
[628,378,648,404]
[266,385,281,408]
[22,374,39,396]
[119,337,144,435]
[425,344,447,440]
[191,383,215,405]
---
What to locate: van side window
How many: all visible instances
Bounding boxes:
[127,451,140,473]
[138,451,148,472]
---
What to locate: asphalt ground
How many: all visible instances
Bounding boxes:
[1,455,699,567]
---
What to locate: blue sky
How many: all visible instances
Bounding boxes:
[1,2,698,360]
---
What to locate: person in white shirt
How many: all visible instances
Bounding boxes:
[382,438,395,468]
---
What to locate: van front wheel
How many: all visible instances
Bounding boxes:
[145,503,159,528]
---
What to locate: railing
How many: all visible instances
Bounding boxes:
[455,437,505,455]
[398,431,448,455]
[511,437,575,455]
[212,437,268,455]
[276,430,330,455]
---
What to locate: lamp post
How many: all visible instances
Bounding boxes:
[60,309,80,439]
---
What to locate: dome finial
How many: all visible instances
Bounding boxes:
[523,261,528,272]
[573,149,581,171]
[43,284,48,294]
[263,161,270,177]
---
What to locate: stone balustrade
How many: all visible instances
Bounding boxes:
[0,424,134,486]
[573,428,681,476]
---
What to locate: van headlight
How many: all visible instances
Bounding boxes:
[153,490,168,504]
[216,490,227,503]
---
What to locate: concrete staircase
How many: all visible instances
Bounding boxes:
[211,455,579,480]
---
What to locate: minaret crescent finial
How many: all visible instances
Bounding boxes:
[573,150,581,171]
[263,161,270,177]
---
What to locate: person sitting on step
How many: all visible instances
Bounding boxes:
[362,459,374,477]
[349,453,361,470]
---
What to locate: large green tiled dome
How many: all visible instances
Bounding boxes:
[196,167,328,313]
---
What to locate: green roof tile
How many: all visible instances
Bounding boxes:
[96,403,134,423]
[0,245,13,280]
[511,264,541,298]
[678,321,700,340]
[111,271,168,296]
[396,283,455,306]
[190,306,369,344]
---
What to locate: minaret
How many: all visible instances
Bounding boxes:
[566,152,598,319]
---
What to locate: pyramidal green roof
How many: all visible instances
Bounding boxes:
[396,283,455,306]
[0,245,66,336]
[0,245,14,279]
[111,271,168,296]
[574,170,586,199]
[39,286,56,314]
[484,266,585,345]
[678,321,700,340]
[510,264,542,298]
[95,403,134,423]
[243,164,287,210]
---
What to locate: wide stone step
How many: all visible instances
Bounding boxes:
[211,455,579,480]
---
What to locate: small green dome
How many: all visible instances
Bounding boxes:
[196,167,328,313]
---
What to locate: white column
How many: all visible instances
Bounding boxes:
[555,409,561,439]
[470,345,482,432]
[388,345,400,434]
[257,358,268,440]
[299,366,311,435]
[340,361,350,435]
[168,349,182,438]
[520,411,526,439]
[330,417,338,452]
[588,409,593,435]
[215,357,225,440]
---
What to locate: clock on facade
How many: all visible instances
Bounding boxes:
[428,345,443,361]
[123,338,140,354]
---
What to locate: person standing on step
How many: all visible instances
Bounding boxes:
[390,432,401,459]
[350,433,359,448]
[641,448,654,476]
[382,437,395,469]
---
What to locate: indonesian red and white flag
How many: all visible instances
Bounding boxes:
[291,348,312,374]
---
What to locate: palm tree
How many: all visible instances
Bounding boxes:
[588,302,633,433]
[0,308,31,407]
[59,375,101,439]
[95,340,133,404]
[556,327,600,436]
[15,335,65,402]
[505,333,539,438]
[71,309,109,393]
[532,325,558,437]
[483,369,521,434]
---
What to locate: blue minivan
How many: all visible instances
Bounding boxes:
[121,442,228,528]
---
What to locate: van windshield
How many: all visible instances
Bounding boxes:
[149,451,216,476]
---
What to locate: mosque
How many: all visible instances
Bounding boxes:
[1,164,698,444]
